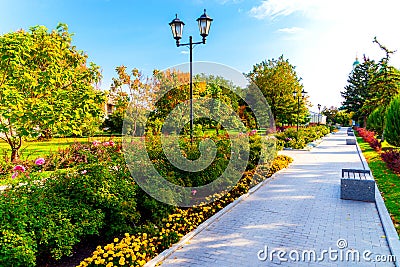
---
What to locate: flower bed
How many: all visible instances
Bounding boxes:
[0,141,139,267]
[0,133,291,266]
[78,155,293,267]
[355,127,400,174]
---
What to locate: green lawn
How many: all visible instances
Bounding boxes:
[357,137,400,235]
[0,136,120,161]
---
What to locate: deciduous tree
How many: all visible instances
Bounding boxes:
[0,24,105,161]
[111,66,154,136]
[247,55,308,126]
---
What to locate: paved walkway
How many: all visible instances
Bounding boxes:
[159,128,396,266]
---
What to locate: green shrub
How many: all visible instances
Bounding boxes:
[275,125,330,149]
[367,107,386,137]
[385,95,400,147]
[102,109,124,133]
[0,230,37,267]
[287,138,306,149]
[144,133,266,188]
[0,143,140,264]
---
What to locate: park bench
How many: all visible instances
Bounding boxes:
[346,138,356,145]
[340,169,375,202]
[347,127,355,136]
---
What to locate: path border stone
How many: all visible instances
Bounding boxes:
[355,140,400,267]
[144,167,288,267]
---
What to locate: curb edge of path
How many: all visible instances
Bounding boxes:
[144,165,289,267]
[355,140,400,267]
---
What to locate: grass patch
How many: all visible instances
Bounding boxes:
[0,136,121,161]
[357,136,400,235]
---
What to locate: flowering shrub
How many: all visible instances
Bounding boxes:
[248,129,257,136]
[275,125,330,149]
[381,149,400,174]
[0,134,291,266]
[0,143,139,266]
[355,128,381,151]
[44,139,120,170]
[34,158,45,166]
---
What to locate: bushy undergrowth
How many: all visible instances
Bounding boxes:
[275,125,331,149]
[0,132,284,266]
[78,155,293,267]
[381,149,400,174]
[355,127,381,151]
[0,142,139,266]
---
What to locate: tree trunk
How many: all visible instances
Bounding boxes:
[133,120,137,137]
[11,148,19,163]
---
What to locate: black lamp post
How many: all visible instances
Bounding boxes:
[292,89,307,132]
[169,9,213,142]
[317,103,321,125]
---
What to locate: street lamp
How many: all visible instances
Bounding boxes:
[169,9,213,142]
[292,89,307,132]
[317,104,321,125]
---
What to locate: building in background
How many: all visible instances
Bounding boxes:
[309,111,326,125]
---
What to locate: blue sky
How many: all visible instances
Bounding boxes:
[2,0,400,110]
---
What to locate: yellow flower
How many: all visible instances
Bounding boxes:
[114,238,119,243]
[106,263,113,267]
[119,257,126,265]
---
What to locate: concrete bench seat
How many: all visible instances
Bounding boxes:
[346,138,356,145]
[340,169,375,202]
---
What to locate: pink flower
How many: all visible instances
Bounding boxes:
[191,189,197,196]
[81,170,87,174]
[248,129,257,136]
[13,165,26,172]
[103,141,110,146]
[11,172,18,179]
[34,158,45,166]
[92,140,100,146]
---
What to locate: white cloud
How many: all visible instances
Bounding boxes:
[180,51,189,55]
[248,0,400,107]
[277,27,304,34]
[249,0,318,20]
